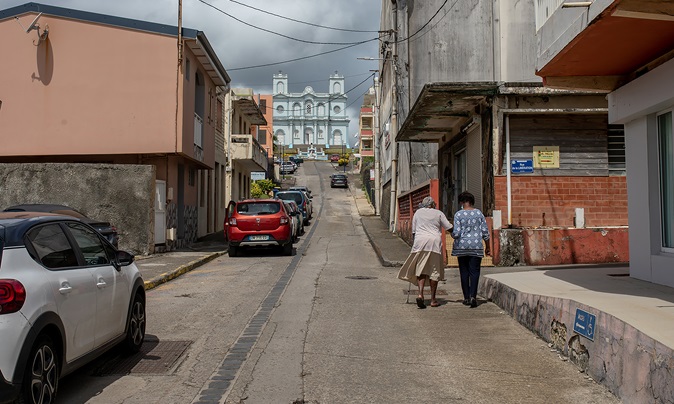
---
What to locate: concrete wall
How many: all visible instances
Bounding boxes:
[493,228,629,266]
[610,58,674,288]
[480,279,674,403]
[0,163,155,255]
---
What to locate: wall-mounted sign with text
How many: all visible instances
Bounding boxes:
[533,146,560,168]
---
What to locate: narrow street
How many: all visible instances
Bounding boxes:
[55,161,617,404]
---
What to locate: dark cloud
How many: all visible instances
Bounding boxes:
[3,0,382,145]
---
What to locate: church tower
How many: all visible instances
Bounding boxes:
[273,72,288,95]
[329,72,344,95]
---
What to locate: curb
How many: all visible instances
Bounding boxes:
[144,251,226,291]
[360,218,404,267]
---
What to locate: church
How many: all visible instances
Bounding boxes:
[272,72,350,159]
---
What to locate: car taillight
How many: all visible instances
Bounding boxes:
[229,217,237,226]
[280,216,289,225]
[0,280,26,314]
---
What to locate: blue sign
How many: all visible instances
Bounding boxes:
[511,159,534,174]
[573,308,596,341]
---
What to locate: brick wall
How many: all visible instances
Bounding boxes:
[494,176,628,228]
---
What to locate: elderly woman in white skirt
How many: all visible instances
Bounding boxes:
[397,196,452,308]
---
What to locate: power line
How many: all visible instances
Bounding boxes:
[227,0,380,33]
[408,0,455,44]
[289,72,373,86]
[196,0,378,45]
[227,40,378,71]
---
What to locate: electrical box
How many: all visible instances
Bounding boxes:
[166,228,177,241]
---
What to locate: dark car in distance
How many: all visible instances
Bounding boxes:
[330,174,348,188]
[3,204,119,247]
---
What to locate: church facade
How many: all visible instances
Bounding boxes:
[272,73,349,156]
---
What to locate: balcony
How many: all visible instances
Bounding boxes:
[536,0,674,90]
[230,134,268,171]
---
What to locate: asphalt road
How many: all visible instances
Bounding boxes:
[55,161,618,404]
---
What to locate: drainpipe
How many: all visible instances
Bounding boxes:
[374,76,381,215]
[389,2,399,233]
[505,114,512,226]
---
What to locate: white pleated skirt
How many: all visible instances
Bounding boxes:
[397,250,445,285]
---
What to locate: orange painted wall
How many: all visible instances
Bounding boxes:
[494,176,628,227]
[0,13,199,159]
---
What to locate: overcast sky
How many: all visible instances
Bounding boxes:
[4,0,383,147]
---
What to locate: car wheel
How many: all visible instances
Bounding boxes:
[22,335,59,404]
[282,242,293,256]
[228,246,238,257]
[125,293,146,353]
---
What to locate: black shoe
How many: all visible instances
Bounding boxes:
[462,299,470,306]
[416,297,426,309]
[470,297,478,308]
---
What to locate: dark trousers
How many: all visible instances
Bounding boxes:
[458,256,482,299]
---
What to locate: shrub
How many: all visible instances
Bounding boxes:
[251,179,275,198]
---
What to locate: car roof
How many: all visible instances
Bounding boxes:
[4,203,78,213]
[0,212,82,247]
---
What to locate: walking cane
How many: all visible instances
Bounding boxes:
[406,281,412,304]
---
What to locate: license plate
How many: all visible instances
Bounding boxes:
[249,235,269,241]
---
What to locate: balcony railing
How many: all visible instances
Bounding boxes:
[230,134,268,170]
[535,0,565,30]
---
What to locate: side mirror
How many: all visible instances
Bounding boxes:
[116,250,135,268]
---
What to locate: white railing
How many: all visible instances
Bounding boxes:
[194,113,203,148]
[535,0,566,30]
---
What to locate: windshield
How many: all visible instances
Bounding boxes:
[277,192,303,204]
[236,202,281,215]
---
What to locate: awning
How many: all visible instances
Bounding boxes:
[396,82,498,142]
[231,89,267,125]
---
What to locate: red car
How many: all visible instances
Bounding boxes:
[330,154,340,162]
[224,199,293,257]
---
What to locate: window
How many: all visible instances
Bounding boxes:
[293,103,301,115]
[216,99,223,132]
[260,99,267,113]
[189,168,196,187]
[27,224,78,269]
[333,105,341,114]
[258,129,267,145]
[306,103,312,115]
[276,105,284,113]
[608,124,626,176]
[658,111,674,251]
[66,223,112,266]
[186,59,191,79]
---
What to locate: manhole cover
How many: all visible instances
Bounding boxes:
[96,338,191,375]
[345,276,378,280]
[403,288,448,296]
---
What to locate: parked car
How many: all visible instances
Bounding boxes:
[275,191,311,225]
[330,174,348,188]
[0,211,145,404]
[224,199,293,257]
[282,201,304,242]
[280,162,296,175]
[289,185,311,197]
[3,204,119,247]
[289,155,303,166]
[330,154,340,162]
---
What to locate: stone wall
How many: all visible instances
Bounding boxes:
[0,163,155,254]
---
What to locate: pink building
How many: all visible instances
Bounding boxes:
[0,3,231,250]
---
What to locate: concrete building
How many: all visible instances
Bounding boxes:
[536,0,674,287]
[377,0,629,265]
[224,88,268,206]
[272,73,349,159]
[0,3,230,251]
[359,88,376,158]
[254,94,275,179]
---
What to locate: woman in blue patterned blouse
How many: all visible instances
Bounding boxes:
[451,191,490,308]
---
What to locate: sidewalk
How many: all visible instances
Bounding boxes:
[358,213,674,403]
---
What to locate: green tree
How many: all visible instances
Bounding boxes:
[251,179,275,198]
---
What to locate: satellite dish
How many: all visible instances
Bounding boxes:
[25,12,42,33]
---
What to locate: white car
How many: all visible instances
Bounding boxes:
[0,212,146,404]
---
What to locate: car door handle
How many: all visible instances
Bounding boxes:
[96,278,107,288]
[59,283,72,294]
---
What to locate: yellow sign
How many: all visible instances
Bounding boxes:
[533,146,559,168]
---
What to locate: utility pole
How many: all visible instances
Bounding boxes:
[373,76,380,216]
[388,4,399,233]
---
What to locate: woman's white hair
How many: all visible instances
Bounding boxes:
[419,196,436,209]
